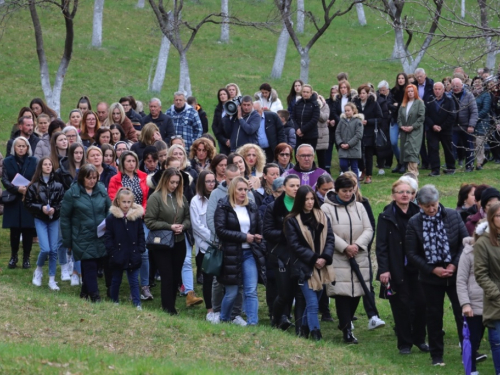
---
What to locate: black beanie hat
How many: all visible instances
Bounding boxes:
[480,187,500,209]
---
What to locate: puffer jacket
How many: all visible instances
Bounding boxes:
[33,133,50,160]
[452,89,478,130]
[316,95,331,151]
[405,204,468,285]
[105,204,145,270]
[263,193,290,267]
[55,157,76,191]
[457,236,483,316]
[475,90,492,136]
[214,196,266,286]
[24,173,65,222]
[212,105,230,155]
[254,89,284,113]
[60,182,111,261]
[335,113,364,159]
[293,92,320,140]
[284,209,334,283]
[99,163,117,190]
[474,224,500,326]
[321,191,373,297]
[353,93,383,146]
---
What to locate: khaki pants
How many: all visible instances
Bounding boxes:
[407,162,419,176]
[475,135,486,166]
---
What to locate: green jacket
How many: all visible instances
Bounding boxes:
[474,230,500,326]
[145,191,191,243]
[398,99,426,163]
[60,182,111,261]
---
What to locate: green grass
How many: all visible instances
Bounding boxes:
[1,0,499,373]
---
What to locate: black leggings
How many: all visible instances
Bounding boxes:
[335,295,361,330]
[273,266,305,332]
[198,252,213,310]
[10,227,36,258]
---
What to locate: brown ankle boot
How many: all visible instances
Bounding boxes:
[186,291,203,307]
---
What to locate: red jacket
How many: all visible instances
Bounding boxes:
[108,170,149,211]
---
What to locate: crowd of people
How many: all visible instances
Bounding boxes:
[2,66,500,373]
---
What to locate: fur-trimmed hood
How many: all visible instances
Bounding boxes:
[340,113,365,121]
[146,168,193,190]
[254,88,280,103]
[462,236,475,254]
[109,203,144,221]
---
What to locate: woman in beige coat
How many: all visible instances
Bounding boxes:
[321,175,373,344]
[315,93,331,171]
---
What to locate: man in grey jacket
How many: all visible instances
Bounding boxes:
[451,78,478,172]
[206,164,254,326]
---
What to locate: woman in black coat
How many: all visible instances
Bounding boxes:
[2,136,38,269]
[284,185,335,341]
[405,184,469,366]
[293,85,320,151]
[212,88,231,155]
[354,85,383,184]
[390,73,409,173]
[376,179,427,355]
[214,176,266,326]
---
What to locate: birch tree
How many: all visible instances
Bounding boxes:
[275,0,363,82]
[220,0,229,42]
[149,34,171,92]
[28,0,79,116]
[91,0,104,48]
[296,0,304,33]
[356,3,367,25]
[271,0,291,79]
[136,0,145,8]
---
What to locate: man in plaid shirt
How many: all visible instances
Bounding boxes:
[166,92,203,151]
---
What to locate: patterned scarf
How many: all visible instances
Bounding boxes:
[421,206,451,264]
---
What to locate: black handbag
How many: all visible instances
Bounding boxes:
[201,241,223,277]
[2,190,17,204]
[146,229,174,249]
[374,120,392,158]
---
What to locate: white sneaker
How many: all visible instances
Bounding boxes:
[60,264,71,281]
[232,315,247,326]
[32,269,43,287]
[351,321,355,330]
[378,169,385,175]
[67,259,74,274]
[368,315,386,330]
[206,311,215,323]
[211,312,220,324]
[48,280,60,291]
[70,273,80,286]
[136,305,143,311]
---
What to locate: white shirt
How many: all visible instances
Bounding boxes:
[406,100,414,121]
[234,205,251,248]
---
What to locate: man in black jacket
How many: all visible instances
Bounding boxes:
[425,82,457,176]
[187,96,209,134]
[142,98,175,144]
[415,68,435,169]
[253,102,286,162]
[6,116,40,156]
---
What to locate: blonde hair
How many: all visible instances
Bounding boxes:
[343,171,363,202]
[236,143,266,175]
[228,176,249,208]
[113,187,134,208]
[155,167,184,208]
[108,102,126,125]
[167,144,190,170]
[139,122,159,145]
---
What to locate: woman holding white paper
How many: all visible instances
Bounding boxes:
[1,137,38,269]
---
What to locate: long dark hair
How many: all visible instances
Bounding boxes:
[196,170,215,202]
[30,157,54,187]
[287,79,303,106]
[227,152,251,178]
[217,88,230,108]
[287,185,320,219]
[29,97,58,119]
[67,142,86,177]
[393,72,408,93]
[109,123,126,143]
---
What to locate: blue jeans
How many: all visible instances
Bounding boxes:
[390,121,400,162]
[300,283,322,331]
[339,158,359,176]
[488,320,500,375]
[221,249,258,325]
[35,219,60,277]
[141,224,150,287]
[182,237,194,292]
[110,268,141,307]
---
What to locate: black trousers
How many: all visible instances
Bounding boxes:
[10,227,36,258]
[421,281,463,360]
[296,137,317,153]
[420,131,429,166]
[388,270,427,349]
[272,266,305,332]
[335,295,361,330]
[427,130,455,171]
[316,149,327,171]
[359,145,375,176]
[467,315,486,372]
[81,257,104,298]
[319,285,330,315]
[151,240,186,313]
[265,269,278,319]
[262,147,274,164]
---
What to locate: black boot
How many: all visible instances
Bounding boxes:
[8,252,18,269]
[391,163,402,173]
[343,328,358,344]
[278,315,292,331]
[90,293,102,303]
[310,329,322,341]
[298,325,310,339]
[22,256,31,269]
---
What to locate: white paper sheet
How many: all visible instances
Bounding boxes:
[12,173,30,187]
[97,219,106,238]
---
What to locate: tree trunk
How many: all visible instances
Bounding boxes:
[461,0,465,18]
[179,51,192,96]
[220,0,229,43]
[485,38,499,69]
[390,33,399,60]
[136,0,145,8]
[356,3,367,26]
[271,22,290,79]
[150,35,170,93]
[91,0,104,48]
[296,0,304,33]
[299,49,310,83]
[394,27,414,73]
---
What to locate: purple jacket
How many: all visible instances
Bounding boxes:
[282,163,329,188]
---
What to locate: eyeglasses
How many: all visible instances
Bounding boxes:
[279,153,290,157]
[66,134,77,139]
[298,154,314,159]
[394,190,412,195]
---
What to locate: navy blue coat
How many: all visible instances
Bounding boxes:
[1,155,37,228]
[104,204,146,270]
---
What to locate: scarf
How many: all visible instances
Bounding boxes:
[295,208,335,291]
[421,206,451,264]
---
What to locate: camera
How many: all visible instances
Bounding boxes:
[223,96,243,116]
